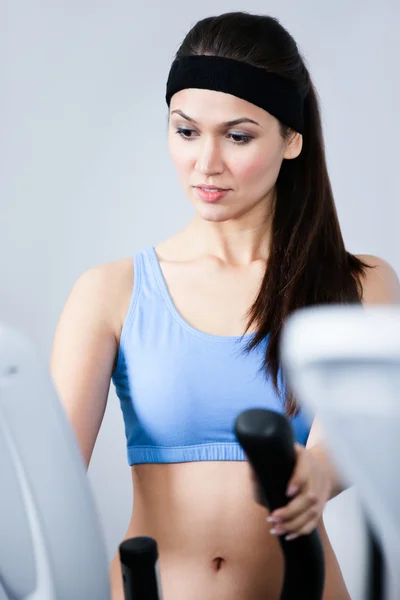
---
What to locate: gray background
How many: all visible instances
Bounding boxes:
[2,1,399,598]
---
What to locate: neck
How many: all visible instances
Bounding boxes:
[181,215,272,266]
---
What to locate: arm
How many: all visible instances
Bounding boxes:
[306,254,400,500]
[50,263,124,469]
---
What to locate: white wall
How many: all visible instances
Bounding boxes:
[2,1,399,598]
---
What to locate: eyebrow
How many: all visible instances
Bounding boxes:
[170,109,262,128]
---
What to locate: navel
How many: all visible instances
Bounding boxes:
[211,556,226,571]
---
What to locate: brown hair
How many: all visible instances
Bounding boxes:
[171,11,372,416]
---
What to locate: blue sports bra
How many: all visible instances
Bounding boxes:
[111,246,313,466]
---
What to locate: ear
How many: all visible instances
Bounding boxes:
[283,130,303,160]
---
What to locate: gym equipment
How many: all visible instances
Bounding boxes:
[0,324,110,600]
[235,409,325,599]
[280,304,400,600]
[119,536,162,600]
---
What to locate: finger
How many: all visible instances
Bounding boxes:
[286,516,319,538]
[269,505,320,537]
[284,519,317,541]
[268,490,317,523]
[281,504,320,533]
[286,445,309,497]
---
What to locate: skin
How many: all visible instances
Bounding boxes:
[51,87,400,600]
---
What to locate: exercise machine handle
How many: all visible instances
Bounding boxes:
[119,536,162,600]
[234,408,325,600]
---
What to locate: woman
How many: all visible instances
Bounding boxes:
[50,11,400,600]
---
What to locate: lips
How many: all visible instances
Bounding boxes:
[195,187,230,202]
[195,185,229,191]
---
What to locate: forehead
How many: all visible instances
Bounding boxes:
[169,88,272,125]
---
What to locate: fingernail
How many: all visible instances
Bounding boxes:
[285,533,299,541]
[266,516,281,523]
[286,485,299,497]
[270,527,285,536]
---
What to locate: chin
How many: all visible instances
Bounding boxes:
[201,215,230,223]
[194,206,233,223]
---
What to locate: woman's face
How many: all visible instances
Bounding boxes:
[168,88,301,224]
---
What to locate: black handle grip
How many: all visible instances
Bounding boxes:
[119,536,161,600]
[234,408,325,600]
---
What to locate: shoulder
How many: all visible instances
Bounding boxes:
[75,256,135,338]
[355,254,400,305]
[77,256,134,302]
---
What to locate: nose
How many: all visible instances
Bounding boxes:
[195,136,224,176]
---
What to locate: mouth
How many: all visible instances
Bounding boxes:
[194,187,230,203]
[194,185,230,191]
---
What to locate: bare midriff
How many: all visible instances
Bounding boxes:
[109,461,349,600]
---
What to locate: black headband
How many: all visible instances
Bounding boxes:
[165,55,305,135]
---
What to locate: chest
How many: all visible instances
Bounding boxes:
[157,258,265,337]
[113,248,313,455]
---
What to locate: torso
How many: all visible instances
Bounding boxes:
[108,234,350,600]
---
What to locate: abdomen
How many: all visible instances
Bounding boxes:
[115,461,284,600]
[110,461,349,600]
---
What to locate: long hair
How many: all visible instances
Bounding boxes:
[171,11,372,416]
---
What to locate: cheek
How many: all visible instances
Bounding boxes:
[232,146,283,186]
[169,139,191,174]
[236,156,265,180]
[232,153,270,182]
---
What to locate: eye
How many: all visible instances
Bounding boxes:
[175,128,252,145]
[229,133,252,145]
[176,127,195,140]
